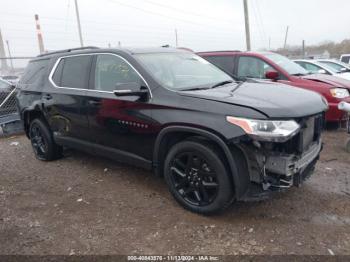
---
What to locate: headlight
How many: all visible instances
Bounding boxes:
[330,88,349,99]
[226,117,300,142]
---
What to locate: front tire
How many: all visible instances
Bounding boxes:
[164,140,234,215]
[29,118,63,161]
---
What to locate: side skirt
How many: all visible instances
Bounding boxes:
[54,136,153,170]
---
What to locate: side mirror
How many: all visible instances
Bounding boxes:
[113,82,149,98]
[265,71,279,81]
[340,68,350,73]
[318,69,327,74]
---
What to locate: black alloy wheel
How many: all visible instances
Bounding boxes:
[170,152,219,206]
[29,118,63,161]
[164,140,234,215]
[30,122,48,160]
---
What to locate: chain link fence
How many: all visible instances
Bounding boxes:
[0,57,32,135]
[0,85,18,116]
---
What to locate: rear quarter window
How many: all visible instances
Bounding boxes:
[20,59,49,86]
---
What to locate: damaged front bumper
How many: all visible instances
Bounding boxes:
[236,139,322,201]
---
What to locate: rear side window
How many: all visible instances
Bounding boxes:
[51,55,92,89]
[20,59,49,85]
[204,56,235,75]
[341,56,350,64]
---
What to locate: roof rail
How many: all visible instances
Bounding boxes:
[37,46,100,57]
[197,50,241,53]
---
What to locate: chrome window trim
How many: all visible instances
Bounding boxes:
[48,52,152,98]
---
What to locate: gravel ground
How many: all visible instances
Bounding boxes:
[0,130,349,255]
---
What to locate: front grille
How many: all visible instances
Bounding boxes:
[271,114,323,155]
[299,114,323,152]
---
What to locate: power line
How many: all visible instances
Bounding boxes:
[140,0,233,24]
[250,0,265,48]
[105,0,231,29]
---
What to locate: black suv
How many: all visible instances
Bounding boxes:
[17,46,327,214]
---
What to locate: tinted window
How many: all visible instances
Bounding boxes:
[341,56,350,64]
[21,59,49,85]
[204,56,235,74]
[56,55,92,89]
[237,56,275,79]
[94,54,141,92]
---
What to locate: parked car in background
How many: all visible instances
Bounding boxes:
[1,75,20,85]
[17,46,328,214]
[317,59,350,73]
[197,51,350,123]
[340,54,350,64]
[294,59,350,81]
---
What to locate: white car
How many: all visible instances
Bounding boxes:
[317,59,350,73]
[340,54,350,64]
[294,59,350,81]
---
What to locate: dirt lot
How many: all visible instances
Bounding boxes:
[0,130,349,255]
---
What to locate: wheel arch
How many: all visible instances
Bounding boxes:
[153,126,245,199]
[22,106,47,138]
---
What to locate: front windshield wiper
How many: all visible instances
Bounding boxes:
[291,73,309,76]
[179,87,211,91]
[211,80,234,89]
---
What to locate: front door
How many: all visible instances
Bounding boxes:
[85,54,154,160]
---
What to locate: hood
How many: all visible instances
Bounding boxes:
[335,72,350,81]
[302,74,350,89]
[179,82,328,118]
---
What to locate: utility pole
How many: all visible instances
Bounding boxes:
[243,0,251,51]
[175,28,178,47]
[283,26,289,49]
[34,14,45,54]
[0,29,8,71]
[302,40,305,58]
[6,40,14,70]
[74,0,84,47]
[269,37,271,50]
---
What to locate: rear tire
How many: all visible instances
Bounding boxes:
[346,139,350,153]
[29,118,63,161]
[164,140,234,215]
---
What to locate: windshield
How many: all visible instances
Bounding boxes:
[135,52,233,90]
[319,61,347,73]
[265,53,309,76]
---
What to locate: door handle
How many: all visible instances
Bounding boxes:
[88,100,101,106]
[43,94,52,100]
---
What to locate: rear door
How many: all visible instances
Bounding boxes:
[85,53,154,161]
[45,54,93,142]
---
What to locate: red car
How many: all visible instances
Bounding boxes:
[197,51,350,122]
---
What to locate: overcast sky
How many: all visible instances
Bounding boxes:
[0,0,349,57]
